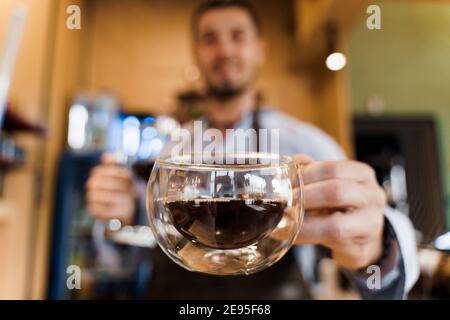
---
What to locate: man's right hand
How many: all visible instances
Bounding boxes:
[86,154,136,226]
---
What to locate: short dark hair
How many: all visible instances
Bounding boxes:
[191,0,263,37]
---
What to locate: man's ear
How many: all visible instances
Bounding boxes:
[191,44,202,73]
[191,40,199,63]
[257,38,267,66]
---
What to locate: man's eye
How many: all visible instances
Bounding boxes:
[200,33,216,45]
[232,31,246,42]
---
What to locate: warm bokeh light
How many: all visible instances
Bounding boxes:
[325,52,347,71]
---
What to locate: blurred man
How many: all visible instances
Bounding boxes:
[86,0,419,299]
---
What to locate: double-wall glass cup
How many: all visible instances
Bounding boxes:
[147,153,304,276]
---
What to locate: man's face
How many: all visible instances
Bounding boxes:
[193,7,265,98]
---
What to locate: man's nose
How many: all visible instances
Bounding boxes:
[215,35,235,58]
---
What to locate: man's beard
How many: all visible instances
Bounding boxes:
[207,81,247,101]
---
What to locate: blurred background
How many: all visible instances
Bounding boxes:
[0,0,449,299]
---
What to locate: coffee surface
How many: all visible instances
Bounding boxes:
[165,198,286,249]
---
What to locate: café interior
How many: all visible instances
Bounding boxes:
[0,0,449,300]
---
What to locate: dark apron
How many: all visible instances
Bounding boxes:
[146,248,311,300]
[146,106,311,299]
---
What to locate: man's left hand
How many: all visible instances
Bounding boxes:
[294,155,387,271]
